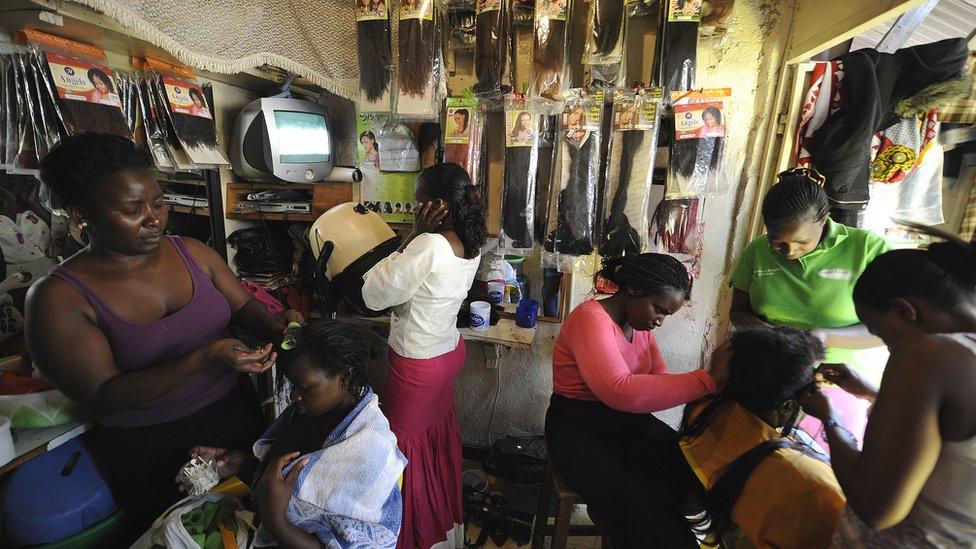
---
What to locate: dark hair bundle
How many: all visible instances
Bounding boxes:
[565,0,591,88]
[532,13,567,100]
[417,162,487,258]
[601,130,646,258]
[654,2,698,96]
[10,55,38,170]
[473,0,509,94]
[553,133,596,255]
[598,252,692,298]
[2,56,15,165]
[277,320,368,398]
[156,76,219,150]
[38,54,130,140]
[762,168,830,230]
[503,145,535,248]
[591,0,624,56]
[854,224,976,311]
[28,54,66,151]
[398,3,438,97]
[357,14,393,101]
[669,136,724,196]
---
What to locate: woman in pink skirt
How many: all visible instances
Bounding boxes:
[363,163,486,548]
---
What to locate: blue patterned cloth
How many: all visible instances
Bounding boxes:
[253,387,406,548]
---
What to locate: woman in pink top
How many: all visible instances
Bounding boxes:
[545,253,729,548]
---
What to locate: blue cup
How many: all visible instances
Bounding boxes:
[515,298,539,328]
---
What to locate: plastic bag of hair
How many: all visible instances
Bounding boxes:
[2,55,18,169]
[564,0,592,89]
[10,54,39,173]
[357,0,394,113]
[376,121,421,172]
[585,0,625,68]
[500,96,540,252]
[551,90,602,256]
[26,31,130,140]
[531,0,569,101]
[146,63,226,166]
[650,196,703,255]
[666,88,730,199]
[137,73,177,170]
[29,49,70,147]
[115,71,139,132]
[654,0,700,98]
[397,0,445,118]
[443,96,484,181]
[473,0,510,95]
[534,113,559,244]
[600,87,662,258]
[449,9,477,52]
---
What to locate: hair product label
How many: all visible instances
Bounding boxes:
[162,75,212,120]
[43,52,120,107]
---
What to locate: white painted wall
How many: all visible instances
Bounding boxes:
[364,0,802,446]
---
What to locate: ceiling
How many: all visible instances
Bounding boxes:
[851,0,976,51]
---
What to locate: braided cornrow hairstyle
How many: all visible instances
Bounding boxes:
[416,162,487,259]
[761,168,830,231]
[597,252,692,298]
[277,320,368,398]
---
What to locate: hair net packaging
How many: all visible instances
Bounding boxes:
[666,88,730,199]
[501,95,539,252]
[356,0,394,112]
[601,87,662,258]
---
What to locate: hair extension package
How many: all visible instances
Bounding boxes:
[501,96,539,252]
[443,96,484,181]
[397,0,445,118]
[655,0,701,96]
[551,90,602,257]
[531,0,569,100]
[137,72,177,170]
[667,88,730,199]
[10,53,39,173]
[2,54,19,170]
[21,30,130,145]
[585,0,625,85]
[650,194,705,278]
[357,0,394,112]
[376,121,421,171]
[600,87,662,258]
[145,58,228,166]
[473,0,510,95]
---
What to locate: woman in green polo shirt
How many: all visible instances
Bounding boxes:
[729,168,890,450]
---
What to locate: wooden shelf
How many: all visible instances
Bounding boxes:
[167,204,210,216]
[160,179,208,188]
[225,181,355,223]
[226,211,318,222]
[340,314,536,350]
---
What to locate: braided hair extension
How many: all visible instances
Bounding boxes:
[357,9,393,102]
[761,168,830,231]
[854,223,976,312]
[598,252,692,298]
[553,132,596,255]
[473,0,509,94]
[398,0,438,97]
[277,320,368,399]
[416,162,487,258]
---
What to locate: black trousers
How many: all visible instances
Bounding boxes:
[545,394,704,549]
[93,375,265,542]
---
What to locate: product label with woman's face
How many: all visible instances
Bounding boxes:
[44,52,121,107]
[162,76,212,120]
[445,106,472,144]
[506,109,536,147]
[356,0,388,20]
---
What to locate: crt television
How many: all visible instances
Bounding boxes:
[230,97,334,183]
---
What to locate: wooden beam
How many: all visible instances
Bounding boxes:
[876,0,938,53]
[788,0,926,63]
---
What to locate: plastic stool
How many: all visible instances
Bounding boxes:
[0,437,117,546]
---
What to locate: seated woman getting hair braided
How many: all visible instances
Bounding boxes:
[801,225,976,547]
[729,167,891,452]
[681,326,844,549]
[180,321,406,548]
[544,253,730,548]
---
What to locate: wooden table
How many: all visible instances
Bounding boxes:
[0,420,94,476]
[340,315,536,350]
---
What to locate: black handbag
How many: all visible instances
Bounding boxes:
[483,435,547,484]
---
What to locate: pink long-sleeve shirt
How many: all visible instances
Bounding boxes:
[552,299,716,413]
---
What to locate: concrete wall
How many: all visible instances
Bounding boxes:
[365,0,801,446]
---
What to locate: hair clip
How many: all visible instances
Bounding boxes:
[280,322,304,350]
[780,167,826,187]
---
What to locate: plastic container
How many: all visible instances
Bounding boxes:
[0,416,13,468]
[0,389,80,429]
[504,255,526,277]
[515,299,540,328]
[487,281,506,305]
[0,437,117,546]
[469,301,491,332]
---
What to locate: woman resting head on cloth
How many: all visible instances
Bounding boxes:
[681,326,844,548]
[25,133,302,536]
[183,321,406,548]
[545,253,730,548]
[802,225,976,547]
[729,167,890,452]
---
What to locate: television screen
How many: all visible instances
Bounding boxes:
[274,111,331,164]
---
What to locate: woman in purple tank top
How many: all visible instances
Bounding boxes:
[25,134,304,539]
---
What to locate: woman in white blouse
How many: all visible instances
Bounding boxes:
[362,163,487,549]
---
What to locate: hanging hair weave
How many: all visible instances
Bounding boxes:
[357,15,393,101]
[761,168,830,230]
[473,0,508,93]
[398,3,438,97]
[597,252,692,298]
